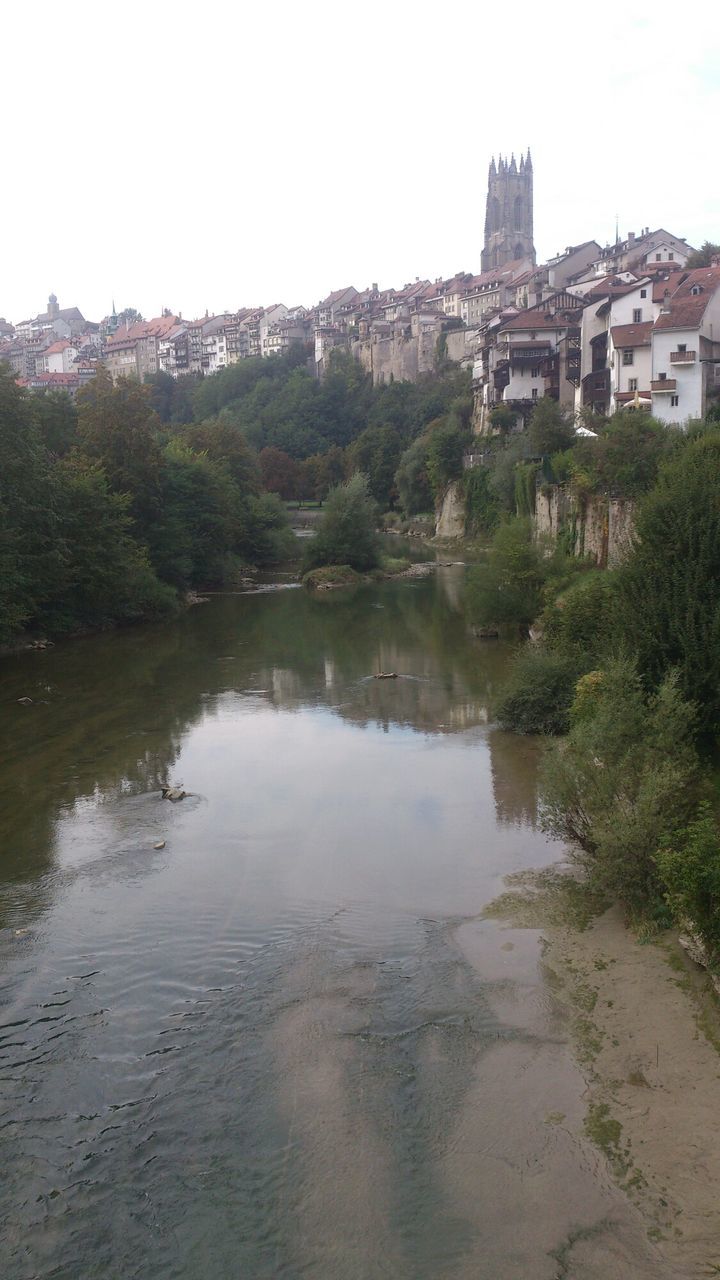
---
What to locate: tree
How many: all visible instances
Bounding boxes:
[465,517,551,627]
[614,431,720,734]
[117,307,143,325]
[33,390,78,458]
[396,436,433,515]
[183,418,260,493]
[0,365,61,640]
[527,397,575,456]
[425,423,467,499]
[303,473,380,572]
[348,425,402,508]
[259,446,301,499]
[685,242,720,269]
[76,369,162,540]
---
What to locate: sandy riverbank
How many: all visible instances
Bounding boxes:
[486,869,720,1278]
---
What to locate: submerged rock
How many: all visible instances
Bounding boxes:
[161,787,186,802]
[153,840,166,850]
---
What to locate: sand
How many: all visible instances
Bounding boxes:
[506,881,720,1278]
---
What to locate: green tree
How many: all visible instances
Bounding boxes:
[259,446,301,499]
[76,369,162,540]
[425,423,467,499]
[303,473,380,572]
[348,425,402,508]
[33,390,78,458]
[614,431,720,734]
[182,417,260,492]
[540,661,701,910]
[465,517,549,628]
[685,242,720,269]
[527,397,575,455]
[395,436,433,515]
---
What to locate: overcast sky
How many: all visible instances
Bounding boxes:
[3,0,719,325]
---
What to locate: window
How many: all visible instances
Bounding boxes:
[658,372,667,381]
[671,395,679,407]
[640,289,647,298]
[531,388,538,400]
[669,252,674,260]
[678,343,687,353]
[622,350,634,366]
[656,253,662,261]
[629,377,638,391]
[691,285,703,296]
[633,308,642,323]
[530,366,540,378]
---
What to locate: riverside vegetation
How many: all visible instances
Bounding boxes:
[461,395,720,971]
[0,349,472,646]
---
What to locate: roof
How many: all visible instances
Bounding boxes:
[610,322,653,349]
[652,272,685,302]
[44,339,74,355]
[499,294,584,333]
[105,315,181,347]
[654,266,720,331]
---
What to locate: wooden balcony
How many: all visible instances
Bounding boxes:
[651,378,677,392]
[670,350,696,364]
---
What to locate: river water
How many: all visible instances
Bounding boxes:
[0,565,669,1279]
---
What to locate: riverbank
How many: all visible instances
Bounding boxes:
[487,869,720,1277]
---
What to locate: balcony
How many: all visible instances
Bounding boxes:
[651,378,677,392]
[670,350,696,364]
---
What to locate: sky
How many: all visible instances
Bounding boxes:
[3,0,719,325]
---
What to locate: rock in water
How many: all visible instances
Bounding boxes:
[17,697,33,705]
[161,787,186,802]
[153,840,166,850]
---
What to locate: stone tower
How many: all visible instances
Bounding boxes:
[481,150,535,271]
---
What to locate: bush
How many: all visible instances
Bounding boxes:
[496,648,580,735]
[656,805,720,961]
[540,660,701,910]
[614,430,720,736]
[541,571,618,664]
[465,517,554,629]
[303,473,380,573]
[463,466,499,536]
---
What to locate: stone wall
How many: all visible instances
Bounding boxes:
[534,485,635,568]
[435,479,465,539]
[352,327,476,387]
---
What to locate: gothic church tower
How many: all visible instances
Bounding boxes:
[481,149,535,271]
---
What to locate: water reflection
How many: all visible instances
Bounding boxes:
[0,569,590,1280]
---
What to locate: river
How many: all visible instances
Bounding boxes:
[0,565,671,1278]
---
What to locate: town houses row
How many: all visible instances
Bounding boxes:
[1,226,719,427]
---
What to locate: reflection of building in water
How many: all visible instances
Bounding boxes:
[435,565,465,612]
[488,729,539,827]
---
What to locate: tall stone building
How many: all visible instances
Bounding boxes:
[481,150,536,271]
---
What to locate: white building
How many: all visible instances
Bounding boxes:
[651,266,720,424]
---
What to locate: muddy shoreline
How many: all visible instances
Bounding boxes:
[485,868,720,1278]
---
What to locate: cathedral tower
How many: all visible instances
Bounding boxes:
[481,149,535,271]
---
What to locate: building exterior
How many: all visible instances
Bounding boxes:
[103,315,181,382]
[481,151,535,271]
[651,266,720,423]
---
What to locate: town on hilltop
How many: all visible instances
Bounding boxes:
[2,149,719,428]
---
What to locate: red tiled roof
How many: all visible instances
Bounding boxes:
[44,339,74,355]
[652,272,685,302]
[105,315,180,347]
[610,322,653,348]
[654,266,720,331]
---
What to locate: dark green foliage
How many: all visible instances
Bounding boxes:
[685,241,720,269]
[489,405,516,432]
[76,369,163,540]
[425,423,467,498]
[348,425,403,508]
[514,462,537,516]
[527,398,576,456]
[540,661,701,910]
[496,648,580,735]
[33,390,78,458]
[657,804,720,960]
[541,571,618,665]
[569,413,674,498]
[463,466,499,535]
[614,431,720,735]
[465,518,551,628]
[303,474,380,573]
[395,436,433,515]
[145,371,198,425]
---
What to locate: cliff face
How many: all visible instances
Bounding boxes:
[435,480,466,539]
[534,485,635,568]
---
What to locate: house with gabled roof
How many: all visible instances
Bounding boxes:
[651,265,720,423]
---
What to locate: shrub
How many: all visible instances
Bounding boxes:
[465,518,548,628]
[656,805,720,961]
[496,649,580,735]
[463,466,499,535]
[302,473,380,573]
[541,571,618,664]
[540,660,701,910]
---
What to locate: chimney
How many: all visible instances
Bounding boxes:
[372,282,378,292]
[628,231,635,244]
